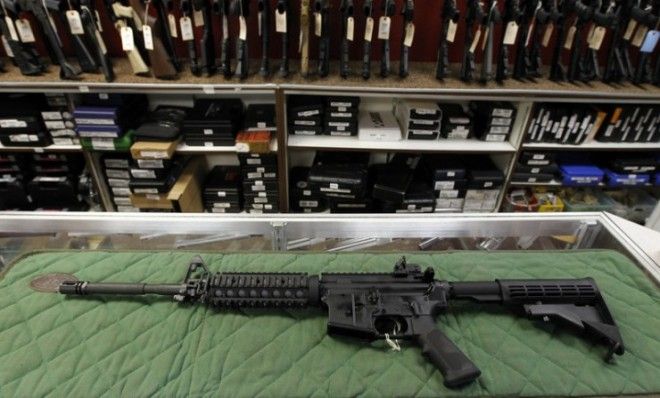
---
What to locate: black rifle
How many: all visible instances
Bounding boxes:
[153,0,181,72]
[549,0,570,80]
[59,256,626,389]
[513,0,540,79]
[78,0,115,81]
[580,0,616,82]
[399,0,413,78]
[50,0,98,73]
[632,0,658,84]
[194,0,216,75]
[314,0,329,77]
[566,0,594,82]
[480,0,501,82]
[529,0,561,77]
[380,0,395,77]
[362,0,374,79]
[258,0,269,76]
[461,0,485,81]
[0,0,46,75]
[212,0,232,77]
[181,0,200,74]
[496,0,522,81]
[275,0,288,77]
[339,0,353,78]
[603,0,633,82]
[233,0,249,79]
[435,0,460,80]
[17,0,82,79]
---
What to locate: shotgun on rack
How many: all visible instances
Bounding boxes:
[58,256,625,389]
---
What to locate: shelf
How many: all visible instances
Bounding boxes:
[510,181,563,187]
[522,142,660,151]
[0,144,82,153]
[287,135,516,153]
[510,181,654,188]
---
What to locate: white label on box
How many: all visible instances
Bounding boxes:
[491,117,512,126]
[485,134,507,142]
[254,197,268,203]
[235,142,250,152]
[134,188,159,194]
[140,150,168,159]
[258,192,267,197]
[300,200,318,207]
[213,203,231,208]
[108,178,130,187]
[252,185,266,191]
[247,159,261,165]
[146,194,162,200]
[41,111,62,120]
[434,181,455,190]
[92,139,115,150]
[131,169,156,179]
[211,208,227,213]
[255,180,264,186]
[113,197,132,205]
[532,154,545,160]
[44,121,66,129]
[247,172,261,179]
[329,183,339,189]
[137,159,164,168]
[106,170,130,179]
[216,191,227,197]
[492,108,513,117]
[438,190,459,198]
[484,182,493,188]
[0,119,27,128]
[531,168,540,173]
[112,187,131,196]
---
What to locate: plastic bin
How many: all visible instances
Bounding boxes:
[535,190,564,212]
[503,189,539,212]
[603,189,658,224]
[559,188,617,212]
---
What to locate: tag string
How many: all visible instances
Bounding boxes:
[144,0,151,24]
[67,0,74,11]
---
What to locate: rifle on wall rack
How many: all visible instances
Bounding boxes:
[362,0,374,79]
[300,0,310,76]
[379,0,395,77]
[258,0,270,76]
[631,0,658,84]
[339,0,353,78]
[566,0,594,82]
[212,0,233,77]
[275,0,288,77]
[233,0,249,79]
[129,0,178,78]
[460,0,485,81]
[152,0,181,72]
[193,0,216,76]
[181,0,200,75]
[50,0,98,73]
[579,0,616,82]
[399,0,414,78]
[603,0,634,82]
[78,0,116,81]
[104,0,150,75]
[528,0,562,78]
[496,0,521,81]
[314,0,330,77]
[435,0,459,80]
[0,0,48,75]
[480,0,500,82]
[513,0,540,79]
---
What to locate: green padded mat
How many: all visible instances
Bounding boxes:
[0,250,659,397]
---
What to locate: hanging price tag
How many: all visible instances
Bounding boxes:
[95,30,107,54]
[446,20,457,43]
[314,12,322,36]
[364,16,374,42]
[346,16,354,41]
[403,22,414,47]
[564,25,576,50]
[66,10,84,35]
[469,27,481,53]
[143,25,153,50]
[377,16,390,40]
[502,21,518,45]
[623,20,637,41]
[588,26,606,50]
[15,19,36,43]
[1,35,14,57]
[168,13,177,37]
[193,8,204,27]
[180,16,194,41]
[640,30,659,53]
[276,10,287,33]
[5,17,18,41]
[120,26,134,50]
[542,23,553,47]
[239,16,247,40]
[632,26,648,47]
[95,10,103,31]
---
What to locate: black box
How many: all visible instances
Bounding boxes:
[422,156,467,180]
[371,164,413,203]
[245,104,276,130]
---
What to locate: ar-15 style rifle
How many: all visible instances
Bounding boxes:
[380,0,395,77]
[152,0,180,71]
[632,0,658,84]
[17,0,81,78]
[275,0,288,77]
[257,0,269,76]
[212,0,232,77]
[105,0,149,74]
[0,0,47,75]
[314,0,329,77]
[513,0,541,79]
[496,0,522,81]
[461,0,485,81]
[180,0,200,74]
[549,0,570,80]
[435,0,460,80]
[129,0,178,78]
[603,0,634,82]
[339,0,353,78]
[193,0,216,76]
[566,0,594,82]
[78,0,115,81]
[399,0,414,78]
[480,0,501,82]
[58,256,626,389]
[362,0,374,79]
[528,0,562,77]
[233,0,249,79]
[579,0,616,82]
[49,0,98,73]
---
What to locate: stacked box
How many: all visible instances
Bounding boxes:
[75,94,147,151]
[288,96,324,136]
[597,105,659,143]
[102,153,137,212]
[324,96,360,136]
[26,153,86,210]
[203,166,242,213]
[511,152,559,183]
[182,99,243,147]
[308,152,370,213]
[245,104,277,132]
[358,110,402,141]
[0,154,32,209]
[240,153,279,213]
[395,100,442,140]
[42,94,78,146]
[0,94,52,147]
[289,167,326,213]
[472,102,516,142]
[371,154,433,213]
[560,164,605,186]
[440,104,472,139]
[463,157,505,212]
[422,155,467,212]
[133,107,188,142]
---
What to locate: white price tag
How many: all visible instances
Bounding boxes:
[542,23,553,47]
[502,21,518,45]
[168,13,177,37]
[120,26,134,51]
[5,17,18,41]
[314,12,322,36]
[235,142,250,152]
[588,26,606,50]
[564,25,576,50]
[180,16,194,41]
[239,16,247,40]
[469,27,481,53]
[632,26,648,47]
[623,20,637,41]
[66,10,84,35]
[143,25,153,50]
[346,16,354,41]
[1,35,14,57]
[15,18,36,43]
[446,20,457,43]
[377,16,391,40]
[403,22,414,47]
[276,10,287,33]
[202,85,214,94]
[364,17,374,42]
[193,8,204,27]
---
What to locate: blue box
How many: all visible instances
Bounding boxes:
[560,165,604,186]
[604,169,650,187]
[655,173,660,186]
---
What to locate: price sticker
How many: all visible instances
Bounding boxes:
[276,10,287,33]
[588,26,606,50]
[168,13,178,37]
[15,19,36,43]
[346,16,354,41]
[564,25,576,50]
[120,26,134,51]
[5,17,18,41]
[314,12,322,36]
[180,16,194,41]
[66,10,84,35]
[469,27,481,54]
[503,21,518,45]
[403,22,414,47]
[446,20,457,43]
[542,23,553,47]
[235,142,250,152]
[143,25,153,50]
[193,8,204,27]
[239,16,247,40]
[364,16,374,42]
[377,16,391,40]
[632,26,648,47]
[640,30,659,53]
[623,19,637,41]
[1,35,14,57]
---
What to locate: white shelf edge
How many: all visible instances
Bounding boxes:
[0,144,82,152]
[522,142,660,150]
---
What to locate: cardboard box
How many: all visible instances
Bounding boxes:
[130,139,180,160]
